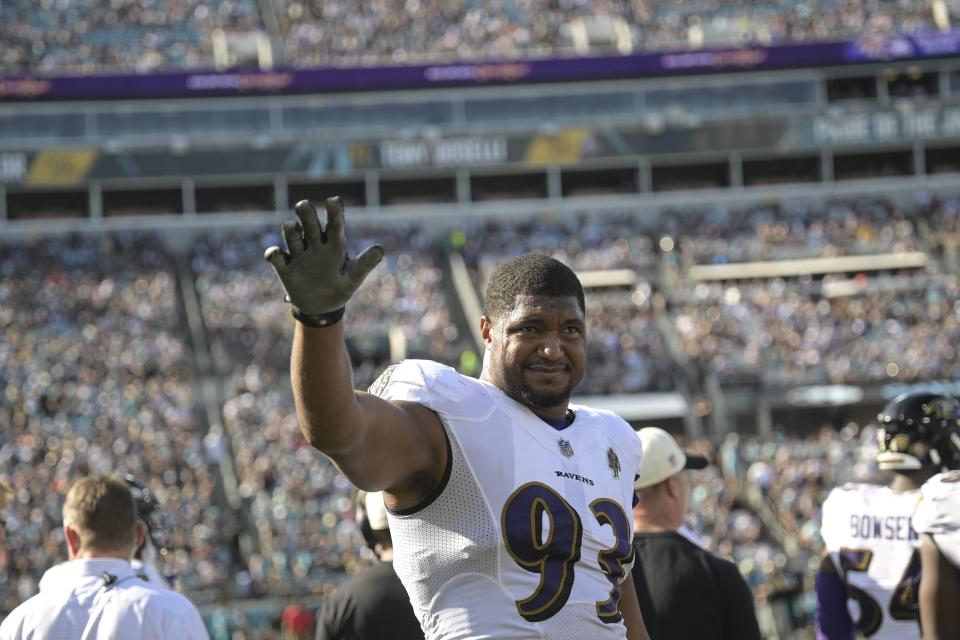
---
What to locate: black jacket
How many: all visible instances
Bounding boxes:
[316,561,424,640]
[631,531,762,640]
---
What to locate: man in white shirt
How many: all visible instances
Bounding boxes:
[0,474,208,640]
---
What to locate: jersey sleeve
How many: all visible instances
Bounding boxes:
[368,359,496,423]
[914,471,960,534]
[819,486,850,552]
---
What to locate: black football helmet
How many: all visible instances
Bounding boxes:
[124,474,170,557]
[875,393,960,471]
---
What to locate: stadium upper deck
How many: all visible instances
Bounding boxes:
[1,0,952,75]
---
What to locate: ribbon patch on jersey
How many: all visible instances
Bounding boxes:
[557,439,574,458]
[607,448,621,478]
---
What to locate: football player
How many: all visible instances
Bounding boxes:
[124,475,173,588]
[913,467,960,639]
[815,393,960,640]
[265,198,649,639]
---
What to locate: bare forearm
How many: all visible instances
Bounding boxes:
[291,321,364,453]
[921,535,960,640]
[621,572,650,640]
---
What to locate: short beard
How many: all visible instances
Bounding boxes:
[501,374,573,411]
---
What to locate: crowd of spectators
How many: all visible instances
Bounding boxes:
[0,0,261,75]
[0,234,230,614]
[2,186,959,636]
[192,224,467,387]
[668,197,922,266]
[220,373,367,594]
[670,274,960,386]
[4,0,947,75]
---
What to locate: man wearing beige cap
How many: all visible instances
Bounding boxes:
[630,427,761,640]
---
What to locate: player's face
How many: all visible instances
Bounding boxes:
[481,294,586,418]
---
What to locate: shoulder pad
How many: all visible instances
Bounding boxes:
[369,359,496,422]
[938,470,960,484]
[915,471,960,534]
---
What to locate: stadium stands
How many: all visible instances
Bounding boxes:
[2,189,959,636]
[2,0,949,74]
[0,234,230,612]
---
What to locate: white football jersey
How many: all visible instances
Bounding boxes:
[375,360,642,640]
[820,483,923,640]
[913,470,960,569]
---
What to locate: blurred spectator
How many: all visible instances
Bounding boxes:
[6,0,943,74]
[1,0,261,74]
[281,603,314,640]
[0,234,229,614]
[0,474,208,639]
[631,427,761,640]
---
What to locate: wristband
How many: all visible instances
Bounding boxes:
[291,306,346,328]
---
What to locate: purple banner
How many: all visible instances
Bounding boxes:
[1,29,958,101]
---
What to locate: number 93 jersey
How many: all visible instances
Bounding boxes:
[913,470,960,569]
[820,483,923,639]
[374,360,643,640]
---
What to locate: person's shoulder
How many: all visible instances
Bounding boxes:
[703,546,743,576]
[570,404,633,437]
[823,482,876,508]
[368,359,495,421]
[914,470,960,534]
[0,594,32,637]
[118,580,201,615]
[921,470,960,501]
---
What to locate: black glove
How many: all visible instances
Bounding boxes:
[265,197,383,325]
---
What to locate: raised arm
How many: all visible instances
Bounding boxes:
[265,198,447,503]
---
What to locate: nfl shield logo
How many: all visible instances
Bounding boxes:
[557,439,574,458]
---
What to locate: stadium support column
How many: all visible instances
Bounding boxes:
[274,175,288,213]
[456,168,471,204]
[756,398,773,438]
[182,178,196,216]
[0,185,6,221]
[89,183,103,221]
[729,152,743,189]
[939,70,951,101]
[638,158,652,193]
[365,170,380,208]
[820,150,834,183]
[913,141,926,177]
[547,166,562,201]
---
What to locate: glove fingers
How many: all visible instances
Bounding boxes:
[263,245,289,270]
[324,196,345,243]
[282,221,305,256]
[346,245,384,285]
[294,200,325,246]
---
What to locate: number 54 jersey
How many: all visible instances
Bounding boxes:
[820,483,923,640]
[375,360,643,640]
